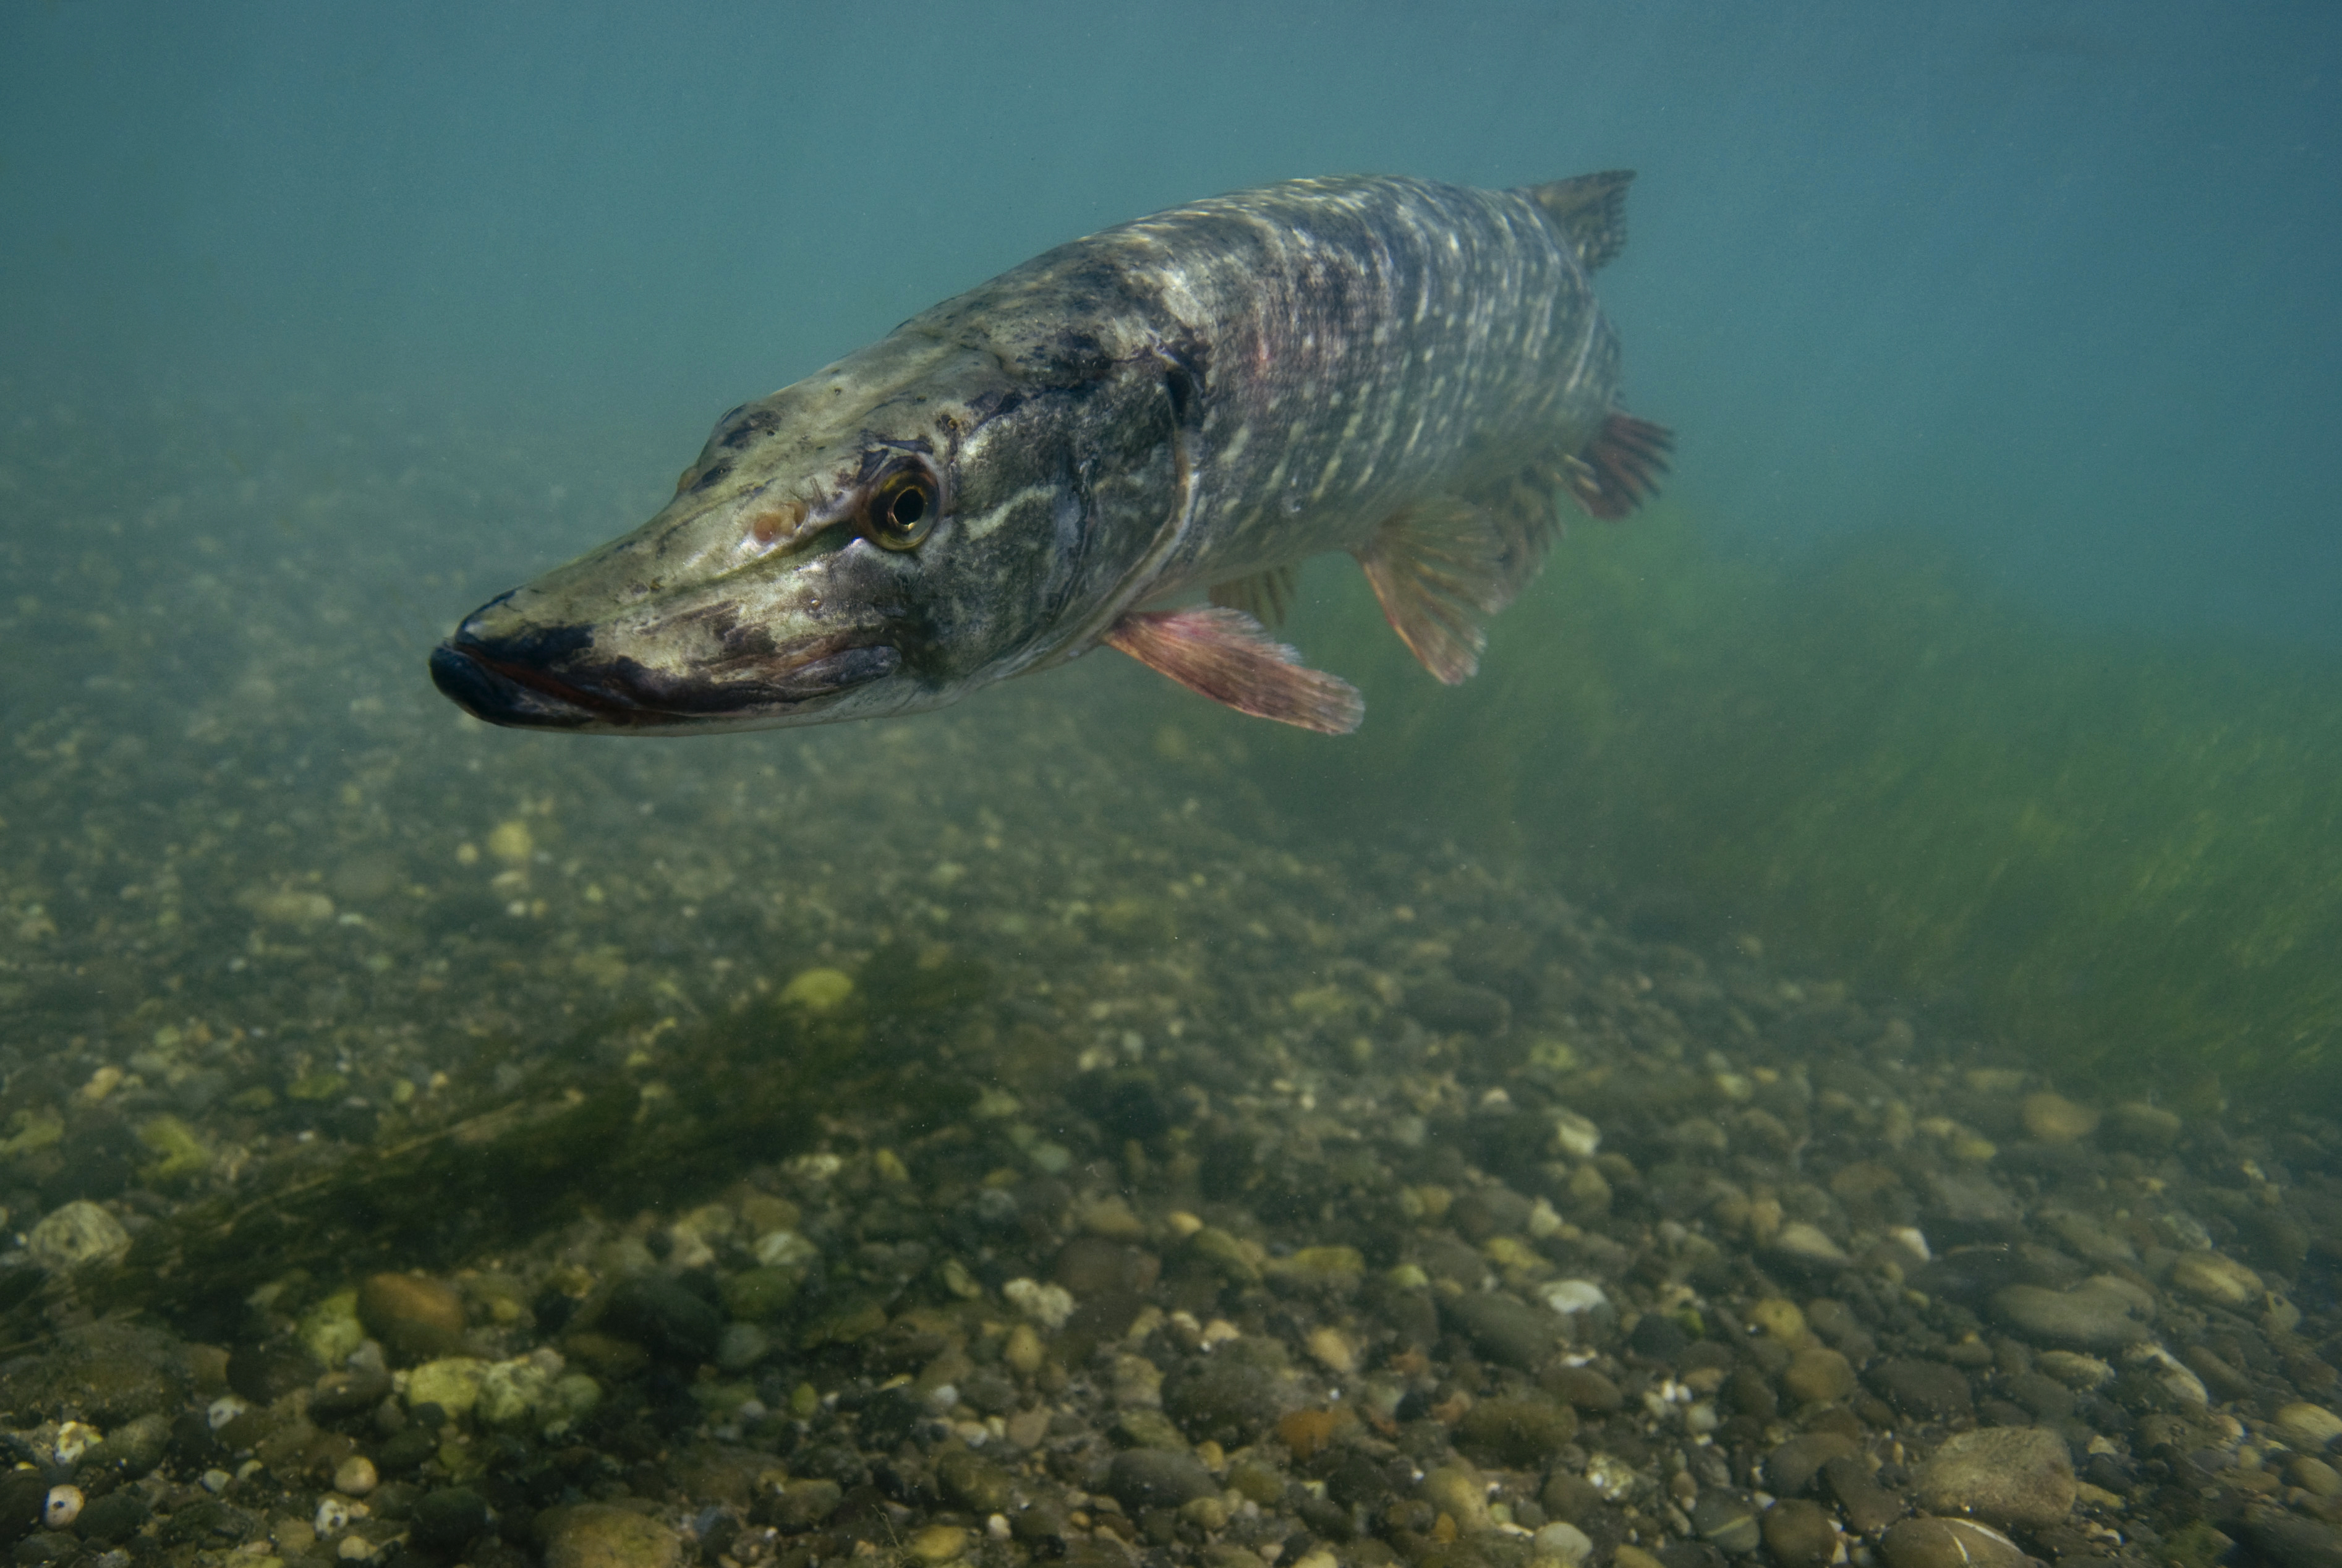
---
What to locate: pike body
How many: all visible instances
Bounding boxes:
[430,171,1670,735]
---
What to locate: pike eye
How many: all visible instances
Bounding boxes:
[861,465,939,550]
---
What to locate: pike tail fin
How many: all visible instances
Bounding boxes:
[1562,411,1674,520]
[1104,607,1363,734]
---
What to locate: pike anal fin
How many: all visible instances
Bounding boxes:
[1104,607,1363,734]
[1564,411,1674,520]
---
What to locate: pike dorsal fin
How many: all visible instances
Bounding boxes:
[1207,565,1300,627]
[1520,169,1635,273]
[1104,607,1363,733]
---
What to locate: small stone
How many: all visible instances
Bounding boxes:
[769,1480,841,1530]
[1880,1518,2027,1568]
[1690,1490,1763,1556]
[2106,1102,2181,1151]
[2291,1456,2342,1496]
[1003,1323,1044,1374]
[603,1275,723,1361]
[1748,1298,1807,1340]
[1782,1347,1856,1405]
[1916,1427,2076,1527]
[1762,1499,1838,1568]
[2244,1510,2342,1568]
[1162,1338,1298,1444]
[2033,1350,2112,1387]
[1454,1396,1578,1467]
[937,1447,1013,1514]
[2275,1404,2342,1450]
[1534,1522,1595,1567]
[2019,1093,2098,1143]
[405,1357,487,1417]
[42,1486,82,1530]
[1424,1466,1490,1532]
[1989,1282,2147,1350]
[1867,1358,1975,1420]
[1442,1291,1561,1370]
[1539,1365,1625,1411]
[1823,1455,1907,1536]
[541,1503,683,1568]
[1766,1223,1850,1272]
[1765,1433,1859,1498]
[358,1274,467,1360]
[1106,1449,1215,1511]
[74,1489,150,1545]
[1305,1326,1358,1374]
[2170,1251,2262,1306]
[26,1201,132,1271]
[0,1471,49,1543]
[334,1455,378,1496]
[409,1489,490,1554]
[908,1525,969,1564]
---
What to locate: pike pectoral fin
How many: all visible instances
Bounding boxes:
[1353,496,1512,685]
[1104,607,1363,734]
[1207,565,1299,626]
[1564,411,1674,520]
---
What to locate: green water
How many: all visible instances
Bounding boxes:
[1244,514,2342,1105]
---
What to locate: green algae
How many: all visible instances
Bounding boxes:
[1255,514,2342,1102]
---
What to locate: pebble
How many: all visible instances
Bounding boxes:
[1106,1449,1216,1511]
[2108,1102,2182,1150]
[908,1525,968,1564]
[25,1201,132,1271]
[937,1448,1013,1514]
[1748,1298,1807,1340]
[1916,1426,2076,1527]
[602,1274,723,1361]
[334,1454,379,1496]
[41,1487,82,1530]
[2244,1509,2342,1568]
[358,1273,469,1360]
[406,1357,487,1417]
[2291,1456,2342,1496]
[1455,1396,1578,1466]
[1690,1490,1763,1555]
[1761,1498,1838,1568]
[540,1503,683,1568]
[1824,1455,1908,1536]
[2019,1092,2099,1143]
[1880,1517,2028,1568]
[1442,1291,1562,1370]
[2034,1350,2113,1387]
[1782,1347,1856,1405]
[1766,1222,1850,1272]
[1541,1365,1625,1411]
[2276,1404,2342,1450]
[2170,1250,2263,1306]
[1867,1358,1975,1420]
[1990,1281,2147,1349]
[1534,1522,1595,1567]
[767,1480,841,1530]
[1766,1433,1859,1496]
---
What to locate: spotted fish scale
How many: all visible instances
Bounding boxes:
[431,170,1670,736]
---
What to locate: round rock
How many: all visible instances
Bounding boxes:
[358,1274,468,1361]
[2170,1251,2262,1306]
[541,1504,681,1568]
[2276,1404,2342,1451]
[1881,1518,2027,1568]
[410,1489,490,1554]
[1989,1282,2147,1350]
[1761,1499,1838,1568]
[1107,1449,1215,1512]
[1867,1358,1975,1421]
[2019,1093,2098,1143]
[1782,1347,1857,1405]
[1916,1427,2076,1528]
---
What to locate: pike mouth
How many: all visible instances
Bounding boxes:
[429,624,901,732]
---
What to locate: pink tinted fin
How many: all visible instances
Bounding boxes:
[1207,565,1299,626]
[1352,496,1511,685]
[1104,607,1363,734]
[1562,411,1674,520]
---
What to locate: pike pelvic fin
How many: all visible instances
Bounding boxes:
[1520,169,1635,273]
[1353,496,1514,686]
[1104,607,1363,734]
[1207,565,1300,627]
[1562,411,1675,520]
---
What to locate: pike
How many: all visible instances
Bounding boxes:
[430,171,1670,736]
